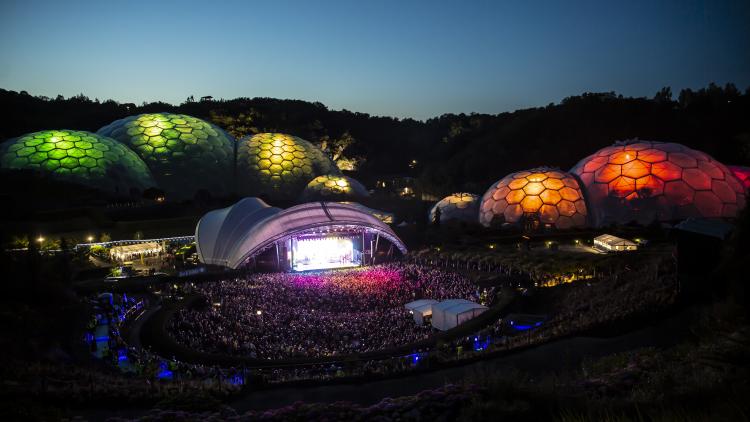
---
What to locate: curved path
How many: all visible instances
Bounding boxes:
[229,308,694,412]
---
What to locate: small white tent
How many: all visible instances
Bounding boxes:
[404,299,438,325]
[431,299,488,331]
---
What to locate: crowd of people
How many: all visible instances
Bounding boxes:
[168,263,479,359]
[3,256,683,409]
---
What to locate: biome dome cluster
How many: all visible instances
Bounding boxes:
[571,140,746,226]
[480,168,588,229]
[0,130,156,195]
[300,174,369,201]
[429,193,480,223]
[97,113,234,199]
[1,116,359,201]
[4,113,747,228]
[237,133,339,200]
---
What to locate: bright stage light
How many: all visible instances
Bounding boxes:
[292,236,359,271]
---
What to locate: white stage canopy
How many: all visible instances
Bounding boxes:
[196,198,407,269]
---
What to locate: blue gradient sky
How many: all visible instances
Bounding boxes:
[1,0,748,120]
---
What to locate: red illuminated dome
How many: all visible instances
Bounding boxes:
[480,167,588,229]
[571,140,746,226]
[728,165,750,192]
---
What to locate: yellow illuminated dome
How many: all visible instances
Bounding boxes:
[571,140,746,226]
[429,193,480,223]
[237,133,339,199]
[480,167,588,229]
[300,174,369,201]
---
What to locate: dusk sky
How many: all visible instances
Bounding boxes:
[1,0,748,120]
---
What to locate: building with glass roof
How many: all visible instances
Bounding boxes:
[0,130,156,196]
[429,193,480,224]
[480,167,588,229]
[236,133,339,200]
[97,113,234,199]
[571,140,746,226]
[299,174,369,201]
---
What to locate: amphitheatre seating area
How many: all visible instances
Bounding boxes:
[168,263,479,359]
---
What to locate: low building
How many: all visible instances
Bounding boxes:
[593,234,638,252]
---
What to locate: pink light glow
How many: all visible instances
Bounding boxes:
[289,267,404,291]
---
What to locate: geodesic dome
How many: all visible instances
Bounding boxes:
[429,193,480,223]
[299,174,369,201]
[97,113,234,199]
[727,165,750,193]
[571,140,746,226]
[0,130,156,196]
[480,168,588,229]
[236,133,339,200]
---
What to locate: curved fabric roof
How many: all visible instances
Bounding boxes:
[196,198,407,269]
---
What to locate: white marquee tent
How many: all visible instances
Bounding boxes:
[593,234,638,252]
[404,299,438,325]
[110,242,162,261]
[431,299,488,331]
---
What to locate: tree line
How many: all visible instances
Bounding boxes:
[1,83,748,196]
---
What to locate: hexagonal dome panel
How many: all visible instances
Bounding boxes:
[237,133,339,199]
[0,130,156,196]
[480,167,587,229]
[571,140,746,226]
[299,174,369,201]
[97,113,234,199]
[728,165,750,193]
[429,193,480,223]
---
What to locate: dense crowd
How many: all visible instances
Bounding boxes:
[2,257,683,413]
[168,263,478,359]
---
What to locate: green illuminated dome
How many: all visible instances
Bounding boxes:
[0,130,156,195]
[98,113,234,199]
[300,174,369,201]
[237,133,339,199]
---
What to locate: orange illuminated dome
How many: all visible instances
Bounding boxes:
[571,140,746,226]
[480,167,588,229]
[728,165,750,192]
